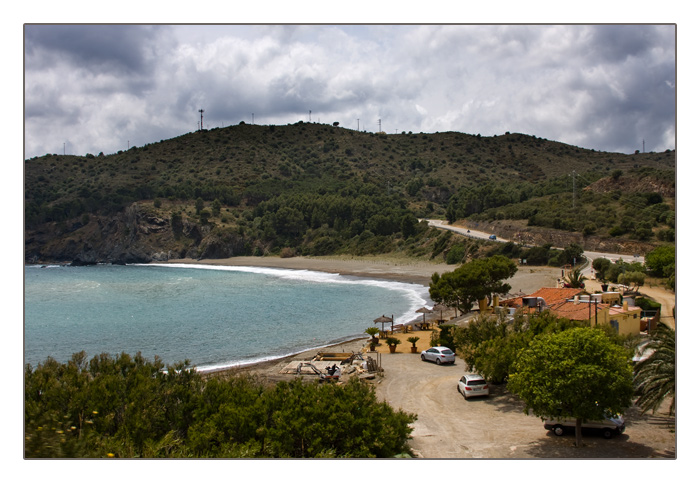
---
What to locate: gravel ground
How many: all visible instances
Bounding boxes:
[372,353,676,459]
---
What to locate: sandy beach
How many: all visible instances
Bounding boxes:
[163,254,562,291]
[163,255,562,378]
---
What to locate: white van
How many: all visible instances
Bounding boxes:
[544,415,625,439]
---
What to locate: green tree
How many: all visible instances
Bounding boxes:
[617,271,645,291]
[563,267,587,288]
[211,198,222,217]
[195,197,205,215]
[452,311,585,384]
[429,255,517,313]
[199,209,211,224]
[645,245,675,277]
[445,244,466,264]
[400,214,417,238]
[633,323,675,416]
[592,258,611,282]
[508,328,634,447]
[559,243,584,266]
[274,206,307,238]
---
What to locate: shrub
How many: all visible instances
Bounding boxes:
[25,353,417,458]
[445,244,466,264]
[280,247,296,258]
[385,337,401,347]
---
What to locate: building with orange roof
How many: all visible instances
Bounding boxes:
[500,288,644,336]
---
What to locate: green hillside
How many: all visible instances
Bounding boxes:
[24,122,675,264]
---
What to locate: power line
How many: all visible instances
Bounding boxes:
[570,170,577,209]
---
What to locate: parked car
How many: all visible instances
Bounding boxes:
[457,374,489,399]
[420,346,455,365]
[544,415,625,439]
[488,234,497,240]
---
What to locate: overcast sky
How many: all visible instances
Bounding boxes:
[24,24,675,159]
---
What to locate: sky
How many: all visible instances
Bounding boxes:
[23,23,676,159]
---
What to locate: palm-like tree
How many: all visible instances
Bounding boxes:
[563,267,587,288]
[633,323,675,416]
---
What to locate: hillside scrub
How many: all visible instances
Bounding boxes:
[466,167,675,240]
[24,124,675,264]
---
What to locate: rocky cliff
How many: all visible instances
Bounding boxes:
[25,203,259,265]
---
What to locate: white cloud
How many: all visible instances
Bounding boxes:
[24,24,676,158]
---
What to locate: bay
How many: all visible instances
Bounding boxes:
[24,263,431,371]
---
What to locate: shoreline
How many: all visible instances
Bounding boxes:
[198,336,370,381]
[159,255,563,379]
[159,254,563,294]
[161,255,445,379]
[159,255,453,286]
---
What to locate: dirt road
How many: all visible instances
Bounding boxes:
[373,353,676,458]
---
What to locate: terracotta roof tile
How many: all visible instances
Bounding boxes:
[503,287,586,308]
[548,300,605,321]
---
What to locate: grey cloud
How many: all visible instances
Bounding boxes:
[25,25,165,75]
[23,25,675,159]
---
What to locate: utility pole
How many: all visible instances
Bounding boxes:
[378,119,382,133]
[252,113,254,124]
[309,110,312,122]
[199,109,205,131]
[357,119,360,131]
[570,170,577,209]
[643,139,645,153]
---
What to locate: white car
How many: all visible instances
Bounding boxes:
[457,374,489,399]
[420,346,455,365]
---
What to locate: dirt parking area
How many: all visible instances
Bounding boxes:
[372,353,676,459]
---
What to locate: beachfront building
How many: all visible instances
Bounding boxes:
[499,287,644,337]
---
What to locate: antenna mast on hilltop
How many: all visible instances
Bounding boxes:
[199,109,205,131]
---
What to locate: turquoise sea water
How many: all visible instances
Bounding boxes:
[24,263,431,371]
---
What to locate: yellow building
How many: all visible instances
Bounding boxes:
[501,288,644,337]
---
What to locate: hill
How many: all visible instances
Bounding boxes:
[24,122,675,264]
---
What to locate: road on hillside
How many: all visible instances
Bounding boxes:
[425,219,643,272]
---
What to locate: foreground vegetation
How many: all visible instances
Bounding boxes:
[24,352,416,458]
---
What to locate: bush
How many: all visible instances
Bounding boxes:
[445,244,466,264]
[25,352,417,458]
[634,296,661,312]
[280,247,296,258]
[645,245,675,277]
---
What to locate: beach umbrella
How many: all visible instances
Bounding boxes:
[432,304,448,322]
[374,315,393,335]
[416,307,432,327]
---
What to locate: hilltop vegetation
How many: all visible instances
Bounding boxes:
[24,122,675,264]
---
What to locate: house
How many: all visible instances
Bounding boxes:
[500,287,644,337]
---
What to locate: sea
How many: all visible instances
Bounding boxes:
[24,263,431,371]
